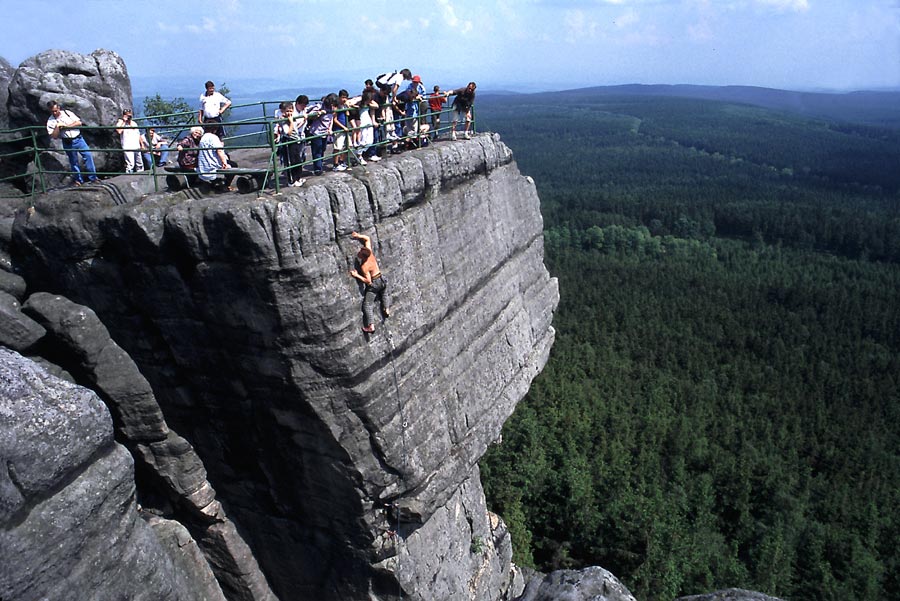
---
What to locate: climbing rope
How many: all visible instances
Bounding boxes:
[359,228,410,598]
[385,325,409,600]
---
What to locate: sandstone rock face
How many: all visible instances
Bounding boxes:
[11,134,559,600]
[0,348,217,601]
[7,49,132,176]
[19,291,276,601]
[0,56,13,129]
[0,290,44,351]
[516,567,637,601]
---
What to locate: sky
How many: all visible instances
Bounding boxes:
[3,0,899,94]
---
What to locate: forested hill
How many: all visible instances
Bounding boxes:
[477,90,900,601]
[494,84,900,129]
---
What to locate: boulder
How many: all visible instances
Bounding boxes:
[0,269,26,300]
[0,289,45,351]
[676,590,785,601]
[516,567,637,601]
[148,516,228,601]
[22,291,169,442]
[0,349,192,600]
[0,56,13,129]
[7,49,133,177]
[19,291,276,600]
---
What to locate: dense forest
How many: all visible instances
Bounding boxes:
[476,92,900,601]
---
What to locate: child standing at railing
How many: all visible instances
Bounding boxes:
[428,85,447,138]
[332,91,351,172]
[276,101,305,187]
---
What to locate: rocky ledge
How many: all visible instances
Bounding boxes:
[7,134,559,600]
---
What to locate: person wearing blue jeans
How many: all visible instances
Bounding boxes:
[46,101,99,185]
[307,94,337,176]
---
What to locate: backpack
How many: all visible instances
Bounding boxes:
[375,72,397,94]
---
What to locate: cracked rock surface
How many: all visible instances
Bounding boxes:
[11,134,559,600]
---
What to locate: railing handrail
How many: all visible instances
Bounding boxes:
[0,95,475,199]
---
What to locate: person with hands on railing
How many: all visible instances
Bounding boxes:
[198,80,231,138]
[446,81,477,141]
[276,101,305,187]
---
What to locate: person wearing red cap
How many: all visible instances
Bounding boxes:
[406,75,427,144]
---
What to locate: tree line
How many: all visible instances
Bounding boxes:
[477,94,900,601]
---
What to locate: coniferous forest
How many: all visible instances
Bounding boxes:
[476,90,900,601]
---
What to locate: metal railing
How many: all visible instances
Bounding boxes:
[0,97,476,199]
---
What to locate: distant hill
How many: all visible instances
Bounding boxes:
[490,84,900,129]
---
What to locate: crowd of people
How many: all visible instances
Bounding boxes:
[45,71,477,190]
[45,71,474,335]
[265,70,477,186]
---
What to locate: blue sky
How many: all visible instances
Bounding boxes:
[3,0,899,93]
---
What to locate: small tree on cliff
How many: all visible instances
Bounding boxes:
[142,94,193,126]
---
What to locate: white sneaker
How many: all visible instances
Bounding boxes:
[369,155,382,162]
[357,158,367,165]
[464,131,472,139]
[450,131,457,141]
[290,179,305,187]
[335,164,347,171]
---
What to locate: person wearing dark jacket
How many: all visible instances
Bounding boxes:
[447,82,477,140]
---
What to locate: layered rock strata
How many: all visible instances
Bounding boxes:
[11,134,559,600]
[20,292,274,601]
[0,348,223,601]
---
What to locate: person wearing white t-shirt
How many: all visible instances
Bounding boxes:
[46,100,100,185]
[196,124,233,189]
[115,108,146,173]
[198,80,231,138]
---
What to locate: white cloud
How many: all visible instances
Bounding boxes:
[614,9,640,29]
[688,17,714,41]
[156,21,181,34]
[355,15,414,34]
[752,0,809,12]
[438,0,475,34]
[186,17,217,34]
[563,9,600,42]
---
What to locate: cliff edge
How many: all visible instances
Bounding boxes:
[7,133,559,600]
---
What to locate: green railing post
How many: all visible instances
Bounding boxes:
[268,119,280,194]
[31,128,47,196]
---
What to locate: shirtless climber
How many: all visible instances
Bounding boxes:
[349,231,391,333]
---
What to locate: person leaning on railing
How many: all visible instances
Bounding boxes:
[46,100,99,185]
[446,82,477,141]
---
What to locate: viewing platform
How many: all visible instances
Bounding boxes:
[0,98,477,200]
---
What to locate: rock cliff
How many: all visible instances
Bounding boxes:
[5,134,559,600]
[0,348,225,601]
[5,49,132,180]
